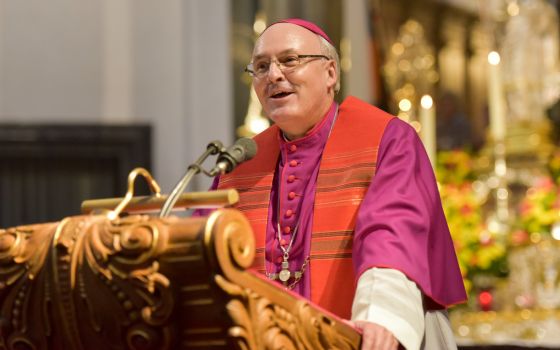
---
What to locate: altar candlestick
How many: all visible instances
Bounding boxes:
[488,51,506,142]
[420,94,436,167]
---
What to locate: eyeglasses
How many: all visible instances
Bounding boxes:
[245,54,330,78]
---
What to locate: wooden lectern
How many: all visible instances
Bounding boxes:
[0,169,361,350]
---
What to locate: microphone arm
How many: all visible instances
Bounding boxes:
[159,141,223,217]
[209,138,258,176]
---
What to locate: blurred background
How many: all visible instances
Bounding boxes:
[1,0,560,347]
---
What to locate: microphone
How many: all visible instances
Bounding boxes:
[210,138,258,176]
[159,138,256,217]
[159,140,223,217]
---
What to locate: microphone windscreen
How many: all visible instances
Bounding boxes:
[236,137,258,161]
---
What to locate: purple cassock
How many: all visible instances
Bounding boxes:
[200,101,466,308]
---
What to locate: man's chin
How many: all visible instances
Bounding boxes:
[267,108,297,124]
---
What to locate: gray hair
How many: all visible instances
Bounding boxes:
[318,36,341,94]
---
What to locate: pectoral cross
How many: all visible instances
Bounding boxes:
[267,254,301,285]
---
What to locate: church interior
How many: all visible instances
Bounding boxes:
[1,0,560,348]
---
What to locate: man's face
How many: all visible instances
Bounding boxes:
[251,23,336,138]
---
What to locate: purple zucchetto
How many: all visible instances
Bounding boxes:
[265,18,333,45]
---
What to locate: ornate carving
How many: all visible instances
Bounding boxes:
[215,275,357,350]
[0,208,361,349]
[0,215,174,350]
[77,215,173,349]
[0,223,56,350]
[209,210,359,350]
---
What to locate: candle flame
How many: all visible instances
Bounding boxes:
[488,51,501,65]
[398,98,412,112]
[420,95,433,109]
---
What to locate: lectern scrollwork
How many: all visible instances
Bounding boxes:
[0,168,360,350]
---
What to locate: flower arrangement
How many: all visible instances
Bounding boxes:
[515,176,560,245]
[437,150,507,294]
[439,182,507,294]
[436,150,476,185]
[437,148,560,310]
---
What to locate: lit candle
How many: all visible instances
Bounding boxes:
[420,94,436,167]
[487,51,506,142]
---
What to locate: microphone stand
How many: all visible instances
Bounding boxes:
[159,141,223,217]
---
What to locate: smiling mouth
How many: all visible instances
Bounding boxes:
[271,91,292,99]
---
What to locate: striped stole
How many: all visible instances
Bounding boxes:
[310,97,392,318]
[218,96,393,319]
[216,126,280,272]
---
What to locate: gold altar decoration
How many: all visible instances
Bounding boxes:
[237,11,270,138]
[448,0,560,336]
[451,308,560,346]
[501,0,560,126]
[474,0,560,242]
[478,0,559,167]
[0,168,361,349]
[237,87,270,138]
[382,20,438,125]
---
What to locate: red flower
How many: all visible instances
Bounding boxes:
[511,230,529,245]
[460,204,474,215]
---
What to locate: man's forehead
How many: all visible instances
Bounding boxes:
[253,23,321,57]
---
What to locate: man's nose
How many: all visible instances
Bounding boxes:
[267,61,285,81]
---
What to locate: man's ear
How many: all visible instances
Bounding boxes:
[325,60,337,90]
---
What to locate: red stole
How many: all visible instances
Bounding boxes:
[217,96,392,318]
